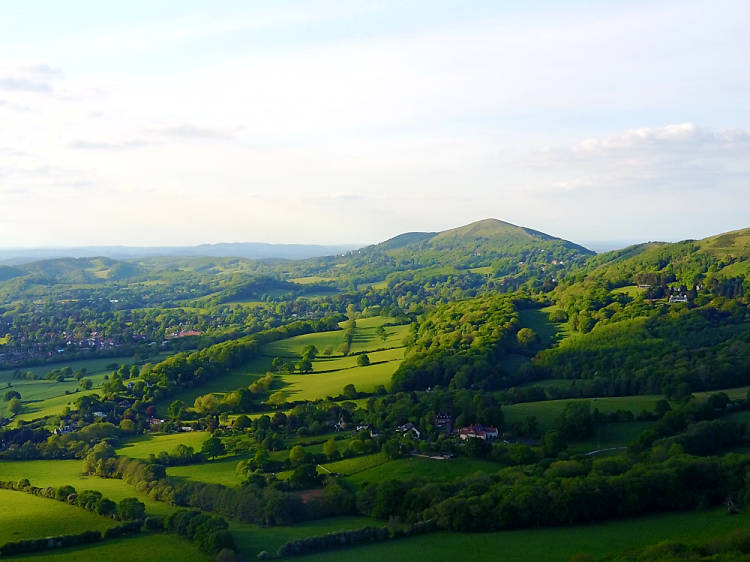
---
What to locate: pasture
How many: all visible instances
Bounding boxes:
[0,460,175,517]
[0,353,168,420]
[264,316,408,358]
[167,458,244,487]
[156,356,271,412]
[231,516,375,559]
[12,388,102,422]
[13,534,209,561]
[116,431,209,459]
[345,455,502,485]
[0,488,116,543]
[296,508,750,562]
[278,357,401,401]
[503,394,663,432]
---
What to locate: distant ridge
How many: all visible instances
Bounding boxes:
[0,242,361,265]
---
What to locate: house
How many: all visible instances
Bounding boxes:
[669,294,688,303]
[92,411,107,419]
[333,417,348,432]
[53,425,75,436]
[396,422,421,439]
[149,417,166,427]
[458,424,499,441]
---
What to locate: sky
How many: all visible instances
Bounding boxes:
[1,0,749,248]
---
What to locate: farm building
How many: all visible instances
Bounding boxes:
[458,424,499,440]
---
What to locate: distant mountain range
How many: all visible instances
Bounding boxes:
[0,242,361,265]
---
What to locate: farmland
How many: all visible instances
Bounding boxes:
[115,431,209,459]
[0,488,116,543]
[12,535,209,561]
[297,508,750,562]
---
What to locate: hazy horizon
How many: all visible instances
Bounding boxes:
[2,1,749,246]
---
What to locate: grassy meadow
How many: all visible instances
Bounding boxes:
[503,394,663,431]
[167,457,244,487]
[0,353,168,419]
[115,431,209,459]
[12,534,209,561]
[0,460,175,517]
[0,488,116,543]
[231,516,375,558]
[296,508,750,562]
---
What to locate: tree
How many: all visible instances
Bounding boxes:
[3,390,20,401]
[289,445,307,466]
[322,438,338,460]
[119,419,136,433]
[383,437,402,460]
[342,384,357,400]
[356,354,370,367]
[289,463,319,489]
[375,325,387,342]
[296,358,313,374]
[233,415,251,430]
[80,378,93,390]
[556,402,594,440]
[201,436,226,460]
[96,498,117,517]
[194,394,220,414]
[542,431,567,457]
[7,397,22,415]
[168,400,185,418]
[516,328,538,347]
[301,345,318,362]
[118,497,146,520]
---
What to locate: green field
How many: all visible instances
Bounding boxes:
[13,534,209,561]
[278,357,401,401]
[167,457,245,487]
[0,460,175,517]
[503,395,663,432]
[231,516,375,558]
[309,347,404,372]
[0,353,169,419]
[568,421,655,454]
[346,455,502,485]
[319,453,389,476]
[0,354,158,383]
[156,356,271,412]
[611,285,645,297]
[296,508,750,562]
[289,276,334,284]
[12,388,103,422]
[0,488,116,543]
[116,431,210,459]
[264,316,408,358]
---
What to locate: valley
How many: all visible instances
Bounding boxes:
[0,218,749,561]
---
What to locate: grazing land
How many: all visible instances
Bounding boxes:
[12,534,209,561]
[0,488,116,543]
[116,431,209,459]
[296,508,750,562]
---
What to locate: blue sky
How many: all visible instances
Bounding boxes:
[1,1,748,247]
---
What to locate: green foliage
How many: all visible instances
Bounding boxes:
[392,294,519,391]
